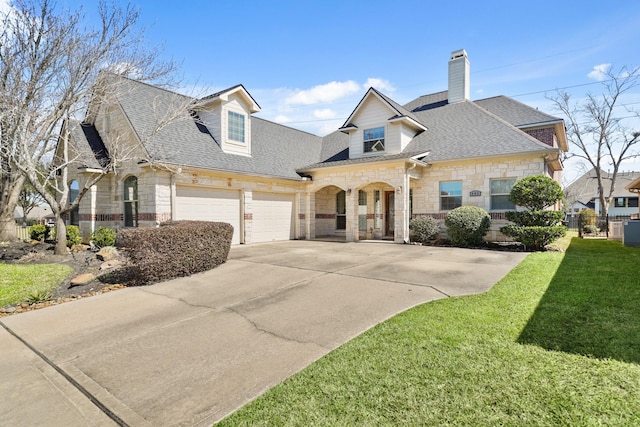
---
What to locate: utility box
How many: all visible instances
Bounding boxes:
[623,221,640,246]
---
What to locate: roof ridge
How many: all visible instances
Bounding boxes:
[252,116,322,139]
[99,71,193,101]
[475,94,562,122]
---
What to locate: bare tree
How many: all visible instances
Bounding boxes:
[549,65,640,218]
[17,178,46,226]
[0,0,180,253]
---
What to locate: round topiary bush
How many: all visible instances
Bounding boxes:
[410,216,441,244]
[444,206,491,247]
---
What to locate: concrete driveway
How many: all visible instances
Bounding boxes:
[0,241,526,426]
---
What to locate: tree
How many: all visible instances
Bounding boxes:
[17,179,46,226]
[501,175,567,250]
[0,0,181,253]
[549,65,640,218]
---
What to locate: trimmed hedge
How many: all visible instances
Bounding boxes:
[444,206,491,247]
[116,221,233,285]
[500,225,567,249]
[505,210,563,227]
[409,216,441,244]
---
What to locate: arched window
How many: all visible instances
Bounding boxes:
[69,180,79,226]
[123,176,138,227]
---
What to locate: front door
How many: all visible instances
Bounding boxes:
[385,191,394,237]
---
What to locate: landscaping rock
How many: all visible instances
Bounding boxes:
[100,259,121,270]
[96,246,119,261]
[70,273,95,286]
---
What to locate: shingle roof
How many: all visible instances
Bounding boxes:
[565,168,640,203]
[474,95,562,127]
[83,75,563,177]
[68,121,110,169]
[402,99,556,162]
[109,76,323,180]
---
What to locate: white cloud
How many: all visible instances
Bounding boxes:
[273,114,292,123]
[313,108,336,119]
[363,78,395,92]
[285,80,360,105]
[587,63,611,81]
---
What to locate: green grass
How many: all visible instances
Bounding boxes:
[0,264,72,306]
[217,238,640,426]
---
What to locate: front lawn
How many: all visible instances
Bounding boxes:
[0,264,72,306]
[217,238,640,425]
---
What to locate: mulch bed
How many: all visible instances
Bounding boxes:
[0,240,131,316]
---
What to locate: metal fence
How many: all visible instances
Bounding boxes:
[566,214,635,239]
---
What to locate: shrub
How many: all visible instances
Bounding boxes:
[444,206,491,247]
[579,209,597,231]
[501,225,567,249]
[30,224,49,241]
[509,175,563,210]
[410,216,441,244]
[583,224,598,234]
[505,210,563,227]
[65,225,83,247]
[91,227,117,249]
[116,221,233,285]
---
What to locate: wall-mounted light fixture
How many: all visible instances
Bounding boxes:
[397,186,402,194]
[347,188,352,195]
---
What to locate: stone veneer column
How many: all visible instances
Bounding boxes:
[305,192,315,240]
[243,190,252,244]
[346,189,359,242]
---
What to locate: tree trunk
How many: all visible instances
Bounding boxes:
[54,216,68,255]
[0,173,26,241]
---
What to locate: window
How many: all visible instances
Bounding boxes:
[440,181,462,210]
[363,127,385,153]
[228,111,245,143]
[69,180,79,226]
[629,197,639,208]
[358,190,367,231]
[490,178,516,210]
[615,197,626,208]
[123,176,138,227]
[336,190,346,230]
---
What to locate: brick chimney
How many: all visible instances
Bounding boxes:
[448,49,470,104]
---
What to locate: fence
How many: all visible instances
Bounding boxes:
[4,222,31,241]
[566,214,635,239]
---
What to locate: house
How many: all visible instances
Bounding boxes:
[565,169,640,218]
[625,176,640,219]
[62,49,567,244]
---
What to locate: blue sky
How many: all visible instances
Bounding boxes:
[8,0,640,182]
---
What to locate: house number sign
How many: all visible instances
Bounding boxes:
[470,190,482,197]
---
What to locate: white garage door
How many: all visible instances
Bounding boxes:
[251,192,295,243]
[175,186,241,244]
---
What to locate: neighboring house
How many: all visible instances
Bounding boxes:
[14,205,55,225]
[61,49,567,244]
[625,176,640,218]
[565,169,640,218]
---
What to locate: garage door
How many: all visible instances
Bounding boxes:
[175,186,241,244]
[251,192,295,243]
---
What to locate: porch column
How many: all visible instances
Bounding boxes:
[346,188,359,242]
[305,192,315,240]
[394,173,410,243]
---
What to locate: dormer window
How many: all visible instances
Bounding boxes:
[364,127,385,153]
[228,111,245,143]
